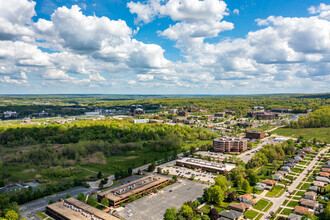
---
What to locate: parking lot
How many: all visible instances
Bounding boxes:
[195,151,231,160]
[116,179,208,220]
[162,166,217,183]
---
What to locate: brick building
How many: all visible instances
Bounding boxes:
[213,138,247,153]
[245,131,266,139]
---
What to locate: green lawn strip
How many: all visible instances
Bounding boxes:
[199,204,211,214]
[280,208,293,216]
[293,196,301,200]
[300,183,311,190]
[254,199,269,211]
[306,178,313,182]
[287,201,299,208]
[276,208,282,214]
[244,210,259,219]
[255,213,263,220]
[263,202,273,212]
[265,185,284,197]
[282,200,289,206]
[35,212,48,220]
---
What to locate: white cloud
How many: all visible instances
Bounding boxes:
[137,74,154,81]
[0,0,36,40]
[233,9,239,15]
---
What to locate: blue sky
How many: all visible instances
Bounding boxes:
[0,0,329,94]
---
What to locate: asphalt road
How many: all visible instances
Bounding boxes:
[238,137,274,163]
[20,186,94,219]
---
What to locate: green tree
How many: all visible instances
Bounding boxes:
[203,185,224,205]
[242,179,251,193]
[179,204,194,218]
[97,171,102,179]
[301,213,317,220]
[77,193,85,202]
[101,198,109,207]
[201,215,211,220]
[249,172,260,186]
[5,210,19,220]
[87,197,98,207]
[48,199,56,204]
[214,175,230,191]
[164,207,177,220]
[65,194,71,199]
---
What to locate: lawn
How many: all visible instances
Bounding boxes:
[266,185,285,197]
[264,202,274,212]
[199,204,211,214]
[254,199,269,211]
[245,210,259,219]
[300,183,311,190]
[282,200,289,206]
[287,201,299,208]
[299,161,307,165]
[271,127,330,143]
[255,213,264,220]
[293,196,301,200]
[35,212,48,220]
[281,208,293,216]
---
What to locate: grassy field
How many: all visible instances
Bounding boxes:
[266,185,284,197]
[281,208,293,216]
[300,183,311,190]
[287,201,299,208]
[254,199,269,211]
[271,127,330,142]
[245,210,259,219]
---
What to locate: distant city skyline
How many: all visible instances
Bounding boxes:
[0,0,329,94]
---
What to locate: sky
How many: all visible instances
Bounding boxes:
[0,0,329,94]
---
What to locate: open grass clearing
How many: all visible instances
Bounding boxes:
[244,210,259,219]
[287,201,299,208]
[271,127,330,143]
[254,199,269,211]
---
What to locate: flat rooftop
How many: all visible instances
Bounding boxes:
[47,198,119,220]
[177,158,235,171]
[213,137,246,142]
[99,175,169,202]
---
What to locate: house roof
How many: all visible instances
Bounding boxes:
[300,198,319,207]
[261,179,278,185]
[321,168,330,173]
[319,172,330,177]
[304,191,317,197]
[308,186,319,191]
[228,202,251,211]
[239,194,256,204]
[219,210,243,219]
[288,213,302,220]
[294,205,313,215]
[313,181,328,187]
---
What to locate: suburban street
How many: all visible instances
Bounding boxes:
[261,146,329,220]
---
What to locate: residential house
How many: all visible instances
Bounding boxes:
[294,205,314,215]
[299,198,319,210]
[219,210,243,220]
[294,156,303,162]
[261,179,278,187]
[228,202,251,212]
[275,171,288,176]
[287,213,302,220]
[281,166,291,172]
[296,150,307,155]
[307,186,319,192]
[319,172,330,178]
[321,168,330,173]
[315,176,330,183]
[303,191,317,200]
[273,173,283,181]
[238,194,256,205]
[313,181,328,188]
[255,183,270,191]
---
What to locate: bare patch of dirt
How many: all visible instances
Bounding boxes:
[22,169,36,173]
[82,152,106,164]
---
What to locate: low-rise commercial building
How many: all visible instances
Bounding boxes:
[176,158,235,174]
[245,131,266,139]
[178,110,189,117]
[213,138,247,153]
[46,198,119,220]
[97,175,169,207]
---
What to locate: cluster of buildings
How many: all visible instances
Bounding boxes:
[3,111,19,118]
[247,111,278,120]
[46,197,119,220]
[176,158,235,174]
[213,137,247,153]
[97,175,169,207]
